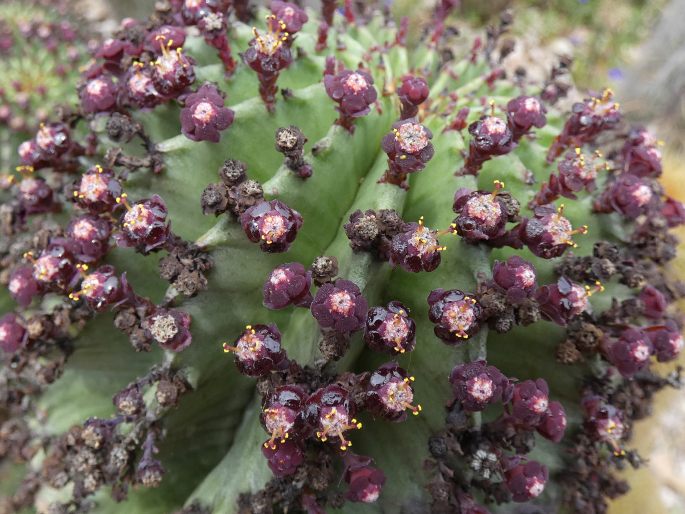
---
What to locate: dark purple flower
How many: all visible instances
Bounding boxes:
[79,75,118,114]
[343,453,386,503]
[491,256,537,303]
[397,74,429,119]
[606,327,653,377]
[504,459,549,502]
[113,385,145,417]
[547,90,621,161]
[518,204,586,259]
[261,439,304,477]
[537,401,567,443]
[646,322,683,362]
[506,95,547,142]
[621,128,662,178]
[143,308,192,352]
[305,385,360,451]
[74,165,122,214]
[582,395,626,447]
[427,289,482,344]
[8,265,42,308]
[532,149,602,206]
[223,324,288,376]
[661,197,685,228]
[123,65,162,109]
[324,66,377,132]
[363,301,416,354]
[76,265,124,311]
[535,277,591,326]
[594,174,657,219]
[452,186,509,243]
[262,262,312,309]
[0,313,28,353]
[449,360,512,412]
[510,379,550,427]
[462,115,515,175]
[242,26,293,110]
[363,362,420,422]
[639,285,668,320]
[151,46,196,98]
[32,240,79,291]
[240,199,303,253]
[381,120,434,188]
[270,1,308,36]
[261,385,309,447]
[67,215,112,263]
[310,279,368,333]
[17,177,54,214]
[35,122,72,159]
[389,221,442,272]
[115,195,170,254]
[180,83,234,143]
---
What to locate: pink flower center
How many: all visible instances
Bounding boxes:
[527,478,545,498]
[380,315,410,344]
[260,214,287,243]
[632,341,651,362]
[464,194,502,228]
[483,116,507,135]
[123,204,153,232]
[358,485,381,503]
[235,332,263,361]
[523,97,541,113]
[631,184,653,206]
[396,122,429,154]
[81,274,104,299]
[269,268,289,286]
[328,291,354,315]
[466,375,494,402]
[79,173,108,202]
[531,395,549,414]
[8,277,25,294]
[409,226,439,255]
[264,406,295,438]
[19,178,39,195]
[33,255,59,282]
[442,301,476,337]
[380,380,415,412]
[545,214,573,246]
[86,79,107,97]
[71,219,97,240]
[516,267,536,288]
[192,101,216,124]
[128,72,153,95]
[343,72,368,93]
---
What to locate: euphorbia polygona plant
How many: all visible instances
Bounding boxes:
[0,2,683,513]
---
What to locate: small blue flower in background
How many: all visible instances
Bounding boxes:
[608,67,624,81]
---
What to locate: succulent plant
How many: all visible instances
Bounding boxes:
[1,2,683,514]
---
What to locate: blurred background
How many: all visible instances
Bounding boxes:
[7,0,685,511]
